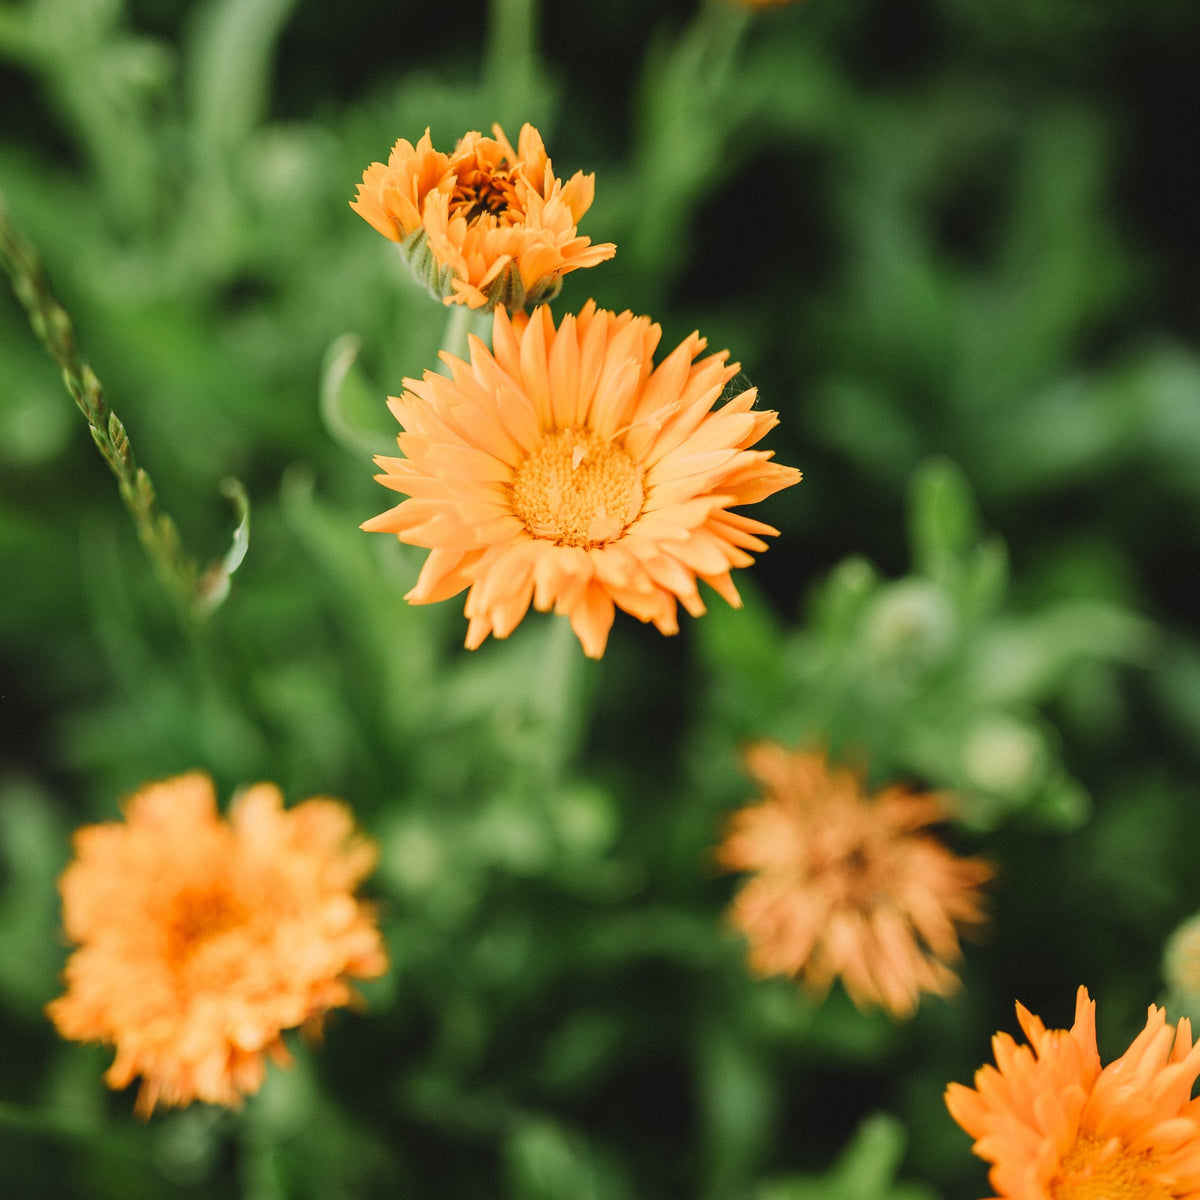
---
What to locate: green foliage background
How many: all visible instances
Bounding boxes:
[2,0,1199,1195]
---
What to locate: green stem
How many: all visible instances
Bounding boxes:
[439,303,472,368]
[437,305,493,373]
[485,0,540,129]
[238,1126,288,1200]
[538,611,592,782]
[0,195,248,621]
[629,0,751,291]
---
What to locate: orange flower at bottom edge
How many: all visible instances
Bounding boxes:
[46,772,387,1115]
[715,745,992,1018]
[362,302,801,658]
[946,988,1200,1200]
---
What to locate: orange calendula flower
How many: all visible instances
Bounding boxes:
[716,745,992,1017]
[946,987,1200,1200]
[46,773,387,1115]
[351,123,616,311]
[362,302,801,658]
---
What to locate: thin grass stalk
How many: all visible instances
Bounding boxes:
[0,196,248,621]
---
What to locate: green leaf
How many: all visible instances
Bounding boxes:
[756,1113,938,1200]
[187,0,299,157]
[194,477,251,616]
[0,780,69,1015]
[696,1025,775,1200]
[908,458,980,584]
[504,1117,622,1200]
[319,334,397,458]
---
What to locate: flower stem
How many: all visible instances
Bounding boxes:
[538,612,592,781]
[485,0,540,130]
[238,1125,288,1200]
[439,303,473,368]
[0,195,249,622]
[437,305,493,374]
[629,0,751,293]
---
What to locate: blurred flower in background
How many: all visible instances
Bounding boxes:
[1165,913,1200,1026]
[363,301,801,657]
[351,123,616,311]
[717,744,991,1016]
[46,773,387,1115]
[946,987,1200,1200]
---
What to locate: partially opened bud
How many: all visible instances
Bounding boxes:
[352,124,615,312]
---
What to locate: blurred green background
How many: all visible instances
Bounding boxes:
[2,0,1199,1195]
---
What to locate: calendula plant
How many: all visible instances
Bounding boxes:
[694,459,1154,830]
[2,0,1199,1198]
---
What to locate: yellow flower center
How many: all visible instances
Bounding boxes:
[511,428,644,548]
[1050,1136,1174,1200]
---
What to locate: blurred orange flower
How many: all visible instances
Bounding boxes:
[46,773,387,1114]
[716,745,991,1017]
[946,987,1200,1200]
[362,302,801,657]
[351,123,615,310]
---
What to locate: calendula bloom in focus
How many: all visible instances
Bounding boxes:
[716,745,991,1017]
[46,773,387,1114]
[946,987,1200,1200]
[362,302,801,658]
[351,123,615,310]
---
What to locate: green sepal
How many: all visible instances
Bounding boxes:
[396,227,563,313]
[397,227,461,303]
